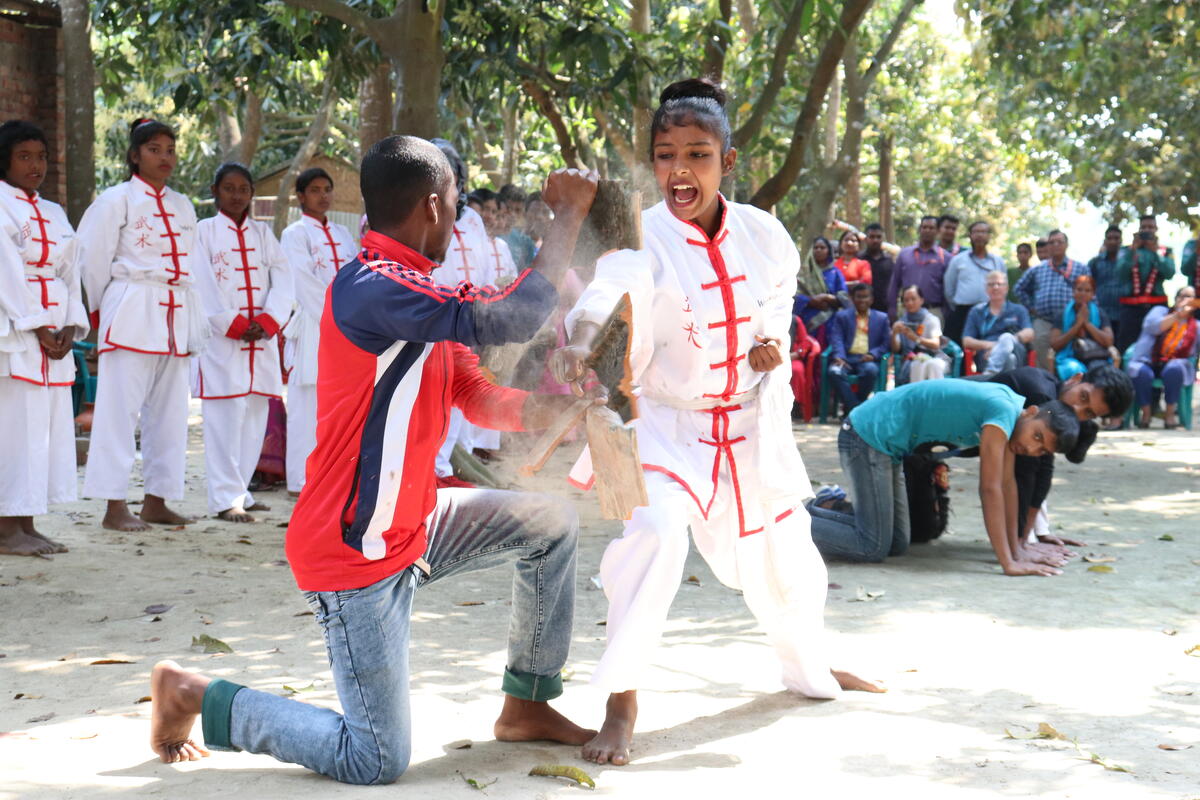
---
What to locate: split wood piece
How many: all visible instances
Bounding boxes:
[450,444,505,489]
[585,293,637,423]
[574,182,643,269]
[520,396,594,478]
[586,405,647,521]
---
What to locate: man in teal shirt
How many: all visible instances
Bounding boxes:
[808,380,1079,576]
[1116,216,1175,351]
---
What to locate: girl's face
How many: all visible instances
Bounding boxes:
[6,138,46,195]
[132,134,177,185]
[813,240,830,263]
[652,121,735,233]
[902,288,923,314]
[840,234,860,258]
[214,172,253,221]
[299,178,333,218]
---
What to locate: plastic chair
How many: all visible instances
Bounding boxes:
[789,315,821,422]
[72,341,97,416]
[1122,344,1195,430]
[819,350,890,423]
[892,339,962,384]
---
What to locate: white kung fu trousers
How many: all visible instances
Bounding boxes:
[0,380,76,515]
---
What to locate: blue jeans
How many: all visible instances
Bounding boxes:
[1131,359,1188,406]
[828,354,879,411]
[200,488,578,785]
[981,332,1025,373]
[808,424,909,562]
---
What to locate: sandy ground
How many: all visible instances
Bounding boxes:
[1,398,1198,799]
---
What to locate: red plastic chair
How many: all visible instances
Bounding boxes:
[962,344,1037,374]
[790,315,822,422]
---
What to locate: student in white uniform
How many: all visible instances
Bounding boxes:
[279,167,356,494]
[79,118,202,532]
[553,79,881,766]
[192,163,293,521]
[0,121,87,557]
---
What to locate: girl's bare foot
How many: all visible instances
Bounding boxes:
[581,690,637,765]
[150,660,212,763]
[102,500,151,532]
[494,695,595,745]
[217,508,255,523]
[833,669,887,693]
[0,518,56,557]
[19,517,69,552]
[140,495,194,525]
[245,501,271,512]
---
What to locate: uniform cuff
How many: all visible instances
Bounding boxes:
[502,668,563,702]
[225,316,251,340]
[253,313,281,338]
[201,678,244,751]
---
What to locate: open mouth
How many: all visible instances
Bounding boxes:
[671,183,698,206]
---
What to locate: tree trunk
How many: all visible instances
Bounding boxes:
[389,0,444,138]
[359,60,393,156]
[272,72,339,237]
[824,66,840,166]
[702,0,733,82]
[845,160,862,228]
[736,0,758,36]
[236,91,264,167]
[218,106,241,160]
[878,133,893,241]
[501,98,518,186]
[802,41,866,244]
[629,0,653,173]
[60,0,94,225]
[521,80,582,168]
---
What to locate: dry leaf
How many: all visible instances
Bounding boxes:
[236,538,253,545]
[1082,554,1116,563]
[1185,645,1200,657]
[448,739,473,750]
[456,601,485,607]
[1162,686,1194,696]
[135,696,151,704]
[1086,565,1114,573]
[25,712,55,723]
[828,582,843,590]
[529,764,595,788]
[1157,743,1192,751]
[191,634,233,654]
[90,659,134,665]
[1085,751,1132,772]
[684,575,701,586]
[853,586,885,601]
[282,684,314,695]
[70,733,98,740]
[1163,629,1178,636]
[293,610,313,617]
[1005,722,1068,740]
[143,604,172,615]
[1158,534,1175,542]
[56,653,76,661]
[457,771,497,791]
[13,693,42,700]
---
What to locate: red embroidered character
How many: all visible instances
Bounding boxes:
[213,266,229,283]
[134,234,151,249]
[133,216,152,231]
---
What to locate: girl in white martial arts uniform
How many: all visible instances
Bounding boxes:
[192,163,293,521]
[0,121,88,557]
[278,167,356,494]
[79,118,204,532]
[554,79,881,766]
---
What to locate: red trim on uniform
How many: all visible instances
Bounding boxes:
[775,506,796,523]
[449,226,473,283]
[641,464,708,520]
[255,313,281,338]
[567,474,595,491]
[225,220,265,391]
[308,213,344,271]
[686,213,748,402]
[226,315,251,340]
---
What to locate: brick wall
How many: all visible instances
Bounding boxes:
[0,3,64,203]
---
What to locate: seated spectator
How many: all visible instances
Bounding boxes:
[807,380,1079,575]
[827,283,889,414]
[891,285,949,384]
[794,235,848,344]
[789,315,821,421]
[1127,286,1200,429]
[835,230,872,284]
[963,270,1033,373]
[1050,275,1118,380]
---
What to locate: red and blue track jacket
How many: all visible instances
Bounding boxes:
[286,230,557,591]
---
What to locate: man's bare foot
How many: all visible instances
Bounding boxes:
[581,690,636,765]
[140,495,194,526]
[19,517,69,553]
[494,695,595,745]
[245,501,271,512]
[217,508,255,523]
[150,660,212,763]
[102,500,151,532]
[833,669,887,693]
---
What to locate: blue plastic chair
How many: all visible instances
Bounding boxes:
[72,341,97,416]
[819,350,890,423]
[1122,344,1195,430]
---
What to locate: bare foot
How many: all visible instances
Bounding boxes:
[833,669,887,693]
[217,508,255,523]
[288,490,302,498]
[494,695,595,745]
[0,520,56,557]
[150,660,212,763]
[102,500,151,532]
[581,690,636,765]
[245,502,271,512]
[140,495,195,526]
[20,517,69,553]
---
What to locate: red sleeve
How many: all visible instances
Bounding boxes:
[226,315,251,340]
[449,342,529,432]
[254,313,281,338]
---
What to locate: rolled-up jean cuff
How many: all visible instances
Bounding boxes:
[502,668,563,702]
[201,678,245,751]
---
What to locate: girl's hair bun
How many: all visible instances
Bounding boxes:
[659,78,727,108]
[130,117,157,135]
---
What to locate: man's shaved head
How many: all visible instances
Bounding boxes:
[360,135,454,231]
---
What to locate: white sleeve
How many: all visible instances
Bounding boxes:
[191,227,239,337]
[0,215,53,331]
[57,232,90,336]
[76,189,125,315]
[258,227,294,332]
[282,226,326,320]
[564,248,653,335]
[924,311,943,340]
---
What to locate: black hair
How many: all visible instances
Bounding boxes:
[468,187,498,205]
[850,281,873,297]
[1046,228,1068,243]
[811,235,833,264]
[0,120,48,181]
[212,161,253,189]
[1139,214,1156,223]
[901,284,924,300]
[1065,419,1098,464]
[1034,400,1080,455]
[1105,225,1122,235]
[498,183,527,208]
[525,190,544,209]
[864,222,884,233]
[126,117,175,176]
[839,229,860,245]
[431,138,467,220]
[359,135,452,231]
[919,215,938,226]
[1079,365,1133,419]
[296,167,333,194]
[649,77,732,158]
[1035,239,1048,247]
[937,214,960,227]
[1016,242,1032,252]
[968,220,989,234]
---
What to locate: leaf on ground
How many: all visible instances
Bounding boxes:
[828,582,843,590]
[458,771,497,790]
[69,733,98,740]
[236,538,253,545]
[1163,629,1178,636]
[1082,554,1116,563]
[25,712,55,723]
[595,620,606,626]
[1141,441,1157,447]
[1005,722,1068,740]
[56,653,76,661]
[293,610,313,617]
[13,693,42,700]
[529,764,596,788]
[684,575,701,586]
[1158,534,1175,542]
[282,684,314,695]
[1185,645,1200,657]
[1162,686,1194,696]
[1087,565,1114,573]
[456,601,485,607]
[561,667,575,682]
[1157,743,1193,751]
[191,634,233,654]
[1084,750,1132,772]
[135,696,151,704]
[143,604,172,615]
[90,659,135,665]
[448,739,472,749]
[853,586,885,601]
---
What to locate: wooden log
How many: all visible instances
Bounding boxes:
[574,181,643,272]
[520,395,594,477]
[585,293,637,422]
[585,406,647,521]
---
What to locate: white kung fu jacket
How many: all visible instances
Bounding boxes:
[191,212,294,399]
[0,183,89,386]
[441,206,497,287]
[78,174,205,357]
[565,199,813,534]
[280,213,356,387]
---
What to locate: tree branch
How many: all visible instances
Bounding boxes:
[521,79,581,168]
[732,0,810,149]
[278,0,378,41]
[862,0,919,85]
